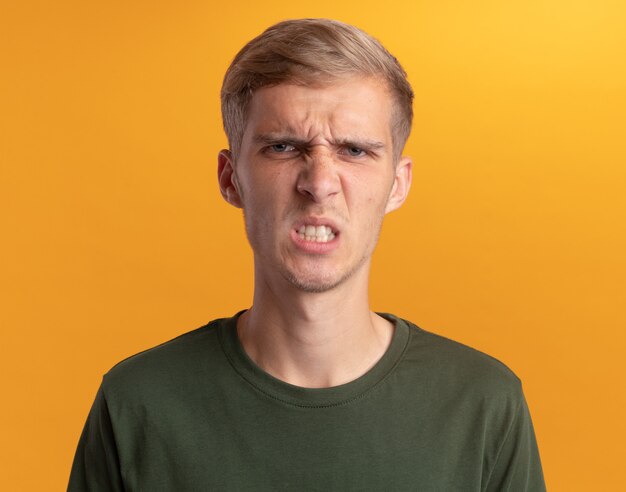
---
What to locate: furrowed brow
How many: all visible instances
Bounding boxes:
[252,133,387,153]
[334,138,386,152]
[252,133,310,147]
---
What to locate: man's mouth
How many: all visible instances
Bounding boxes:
[297,225,336,243]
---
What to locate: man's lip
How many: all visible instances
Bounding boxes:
[290,227,340,253]
[293,217,340,234]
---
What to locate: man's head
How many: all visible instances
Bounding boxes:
[218,19,413,294]
[221,18,413,161]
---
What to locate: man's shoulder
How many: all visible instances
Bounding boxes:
[395,315,524,402]
[100,315,234,400]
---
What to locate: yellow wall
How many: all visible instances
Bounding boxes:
[2,0,625,489]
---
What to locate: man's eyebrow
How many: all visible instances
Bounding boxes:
[253,133,387,151]
[252,133,309,146]
[333,138,386,151]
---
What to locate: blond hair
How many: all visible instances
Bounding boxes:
[221,18,413,159]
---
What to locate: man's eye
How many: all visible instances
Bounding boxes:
[269,143,296,153]
[345,147,366,157]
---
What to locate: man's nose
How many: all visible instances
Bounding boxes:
[295,150,341,203]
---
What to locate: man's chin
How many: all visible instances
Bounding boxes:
[281,270,346,294]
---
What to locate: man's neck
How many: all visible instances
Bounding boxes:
[237,268,394,388]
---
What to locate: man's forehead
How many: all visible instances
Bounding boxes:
[249,76,392,107]
[243,78,394,143]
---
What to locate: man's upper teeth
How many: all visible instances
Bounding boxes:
[297,225,335,242]
[299,225,332,236]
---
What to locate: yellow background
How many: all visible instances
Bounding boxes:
[1,0,625,489]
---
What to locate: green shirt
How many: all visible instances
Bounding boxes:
[69,313,545,491]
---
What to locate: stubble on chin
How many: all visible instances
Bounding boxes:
[278,250,372,294]
[280,269,344,294]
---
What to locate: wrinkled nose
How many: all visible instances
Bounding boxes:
[295,151,341,203]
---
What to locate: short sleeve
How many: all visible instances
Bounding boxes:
[68,385,125,492]
[484,393,546,491]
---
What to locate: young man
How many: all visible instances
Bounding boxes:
[69,19,545,491]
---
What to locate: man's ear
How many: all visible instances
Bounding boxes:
[385,156,412,214]
[217,150,243,208]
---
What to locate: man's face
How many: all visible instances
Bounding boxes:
[218,76,411,293]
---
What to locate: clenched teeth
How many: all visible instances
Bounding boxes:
[297,225,336,243]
